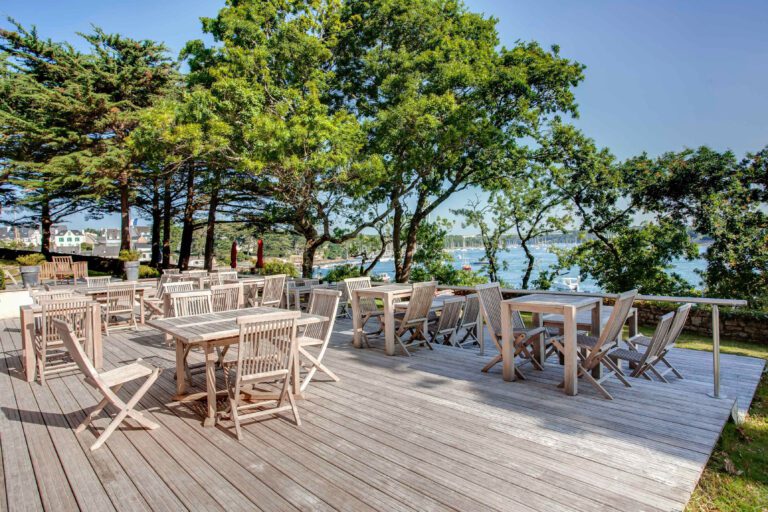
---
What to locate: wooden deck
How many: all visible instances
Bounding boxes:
[0,316,763,512]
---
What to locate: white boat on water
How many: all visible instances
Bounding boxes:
[553,276,580,292]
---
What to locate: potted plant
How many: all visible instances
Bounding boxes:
[16,253,46,288]
[119,250,141,281]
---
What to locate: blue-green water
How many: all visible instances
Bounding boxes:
[324,244,707,292]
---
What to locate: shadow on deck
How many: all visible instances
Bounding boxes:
[0,316,763,512]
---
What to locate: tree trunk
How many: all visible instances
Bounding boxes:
[203,183,219,271]
[150,176,161,268]
[119,171,131,252]
[398,216,421,283]
[162,173,172,269]
[521,241,535,289]
[301,242,318,278]
[40,199,51,257]
[178,166,196,270]
[392,195,404,281]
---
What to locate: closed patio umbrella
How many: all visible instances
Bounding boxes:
[256,239,264,269]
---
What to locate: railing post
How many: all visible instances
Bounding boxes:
[708,304,724,399]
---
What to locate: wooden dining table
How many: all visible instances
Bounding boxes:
[19,301,103,382]
[351,283,414,356]
[148,306,327,427]
[75,284,153,324]
[501,294,602,396]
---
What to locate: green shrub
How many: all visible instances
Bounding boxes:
[0,270,5,290]
[139,265,160,279]
[410,262,488,286]
[324,264,362,282]
[261,259,299,277]
[118,250,140,262]
[16,253,46,266]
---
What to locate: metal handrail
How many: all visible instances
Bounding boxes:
[436,284,749,399]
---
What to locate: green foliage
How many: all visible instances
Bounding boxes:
[624,146,768,308]
[118,250,140,262]
[16,253,45,266]
[0,269,4,290]
[411,218,487,286]
[261,259,299,278]
[138,265,159,279]
[324,264,362,283]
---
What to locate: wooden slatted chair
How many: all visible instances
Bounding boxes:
[626,303,692,381]
[548,289,638,399]
[144,281,195,320]
[392,281,437,356]
[71,261,88,283]
[169,290,213,383]
[475,283,550,377]
[53,255,74,282]
[608,312,675,381]
[102,282,138,335]
[32,289,75,305]
[222,310,302,440]
[211,283,243,312]
[456,294,480,348]
[258,274,286,307]
[51,318,161,450]
[162,268,180,275]
[428,296,465,347]
[283,280,298,310]
[35,298,91,385]
[298,289,341,391]
[85,276,111,288]
[343,277,384,343]
[335,282,350,318]
[40,262,58,284]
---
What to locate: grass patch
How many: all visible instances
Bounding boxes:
[677,333,768,511]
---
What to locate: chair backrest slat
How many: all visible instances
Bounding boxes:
[211,283,242,312]
[587,289,638,362]
[106,282,136,311]
[32,290,75,305]
[236,311,300,379]
[436,297,465,332]
[40,299,91,345]
[344,277,377,311]
[261,274,286,305]
[86,276,111,288]
[664,303,692,349]
[302,289,341,341]
[401,282,437,326]
[169,291,212,318]
[475,282,504,338]
[460,294,480,329]
[641,312,675,366]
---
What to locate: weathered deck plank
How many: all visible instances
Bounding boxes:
[0,316,763,512]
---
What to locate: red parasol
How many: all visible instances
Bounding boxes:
[230,240,238,269]
[256,239,264,269]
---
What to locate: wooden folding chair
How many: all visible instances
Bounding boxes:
[297,289,341,391]
[144,281,195,319]
[222,310,302,440]
[428,296,465,347]
[102,282,138,335]
[626,303,691,381]
[259,274,286,307]
[51,318,161,451]
[35,298,91,385]
[211,283,243,312]
[53,255,74,282]
[456,294,480,348]
[169,290,213,382]
[343,276,384,343]
[71,261,88,283]
[85,276,111,288]
[609,312,674,381]
[548,289,638,399]
[475,283,550,378]
[163,268,180,275]
[391,282,437,356]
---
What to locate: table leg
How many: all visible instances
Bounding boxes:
[139,290,145,324]
[384,298,395,356]
[21,307,35,382]
[563,306,578,396]
[532,312,545,365]
[174,340,186,397]
[351,291,362,348]
[501,304,515,382]
[203,343,217,427]
[91,303,103,369]
[478,312,485,356]
[591,301,602,379]
[628,309,638,337]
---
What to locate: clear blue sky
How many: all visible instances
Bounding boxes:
[3,0,767,231]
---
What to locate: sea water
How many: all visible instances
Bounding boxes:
[334,244,707,292]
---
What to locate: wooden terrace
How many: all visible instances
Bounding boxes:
[0,315,764,511]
